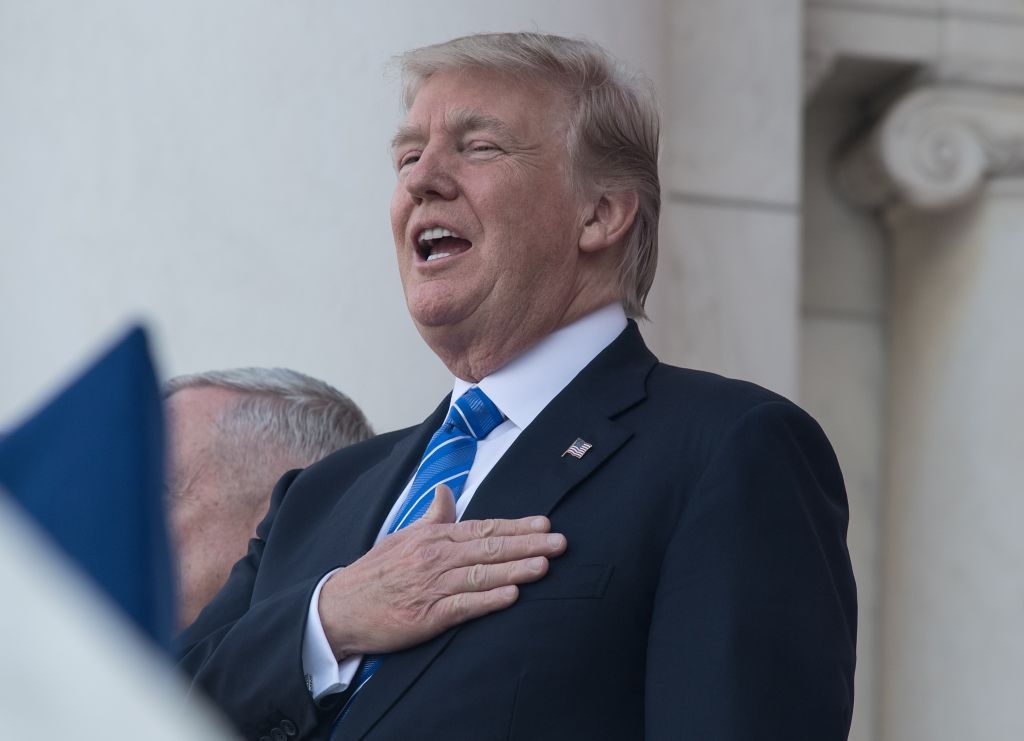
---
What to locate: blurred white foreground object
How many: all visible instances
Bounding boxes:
[0,488,230,740]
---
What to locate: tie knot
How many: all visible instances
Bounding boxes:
[447,387,505,440]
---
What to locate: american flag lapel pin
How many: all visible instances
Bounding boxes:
[562,437,593,459]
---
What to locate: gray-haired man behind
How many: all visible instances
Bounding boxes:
[164,368,373,630]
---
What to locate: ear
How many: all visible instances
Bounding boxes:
[579,190,639,254]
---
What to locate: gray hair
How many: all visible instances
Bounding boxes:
[397,32,661,318]
[163,368,373,465]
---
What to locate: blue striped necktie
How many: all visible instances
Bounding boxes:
[337,386,505,720]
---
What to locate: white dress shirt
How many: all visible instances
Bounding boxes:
[302,303,628,700]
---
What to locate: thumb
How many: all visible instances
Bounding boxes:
[417,483,457,526]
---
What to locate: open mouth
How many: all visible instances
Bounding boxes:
[416,227,473,263]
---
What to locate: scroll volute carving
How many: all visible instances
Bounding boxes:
[838,86,1024,211]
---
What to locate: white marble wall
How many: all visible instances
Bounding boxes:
[819,0,1024,12]
[648,0,802,400]
[0,0,665,432]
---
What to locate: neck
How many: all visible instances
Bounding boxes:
[425,295,621,383]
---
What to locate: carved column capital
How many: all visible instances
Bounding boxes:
[838,86,1024,211]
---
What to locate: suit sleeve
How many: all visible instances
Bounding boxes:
[645,401,857,740]
[177,469,347,740]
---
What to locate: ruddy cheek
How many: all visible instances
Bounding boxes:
[389,192,410,237]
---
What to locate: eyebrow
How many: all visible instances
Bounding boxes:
[390,108,523,152]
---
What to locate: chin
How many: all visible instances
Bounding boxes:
[407,300,467,331]
[405,287,477,330]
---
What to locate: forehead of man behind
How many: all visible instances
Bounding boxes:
[165,386,245,498]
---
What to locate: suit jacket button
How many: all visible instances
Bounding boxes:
[281,720,297,736]
[270,729,287,741]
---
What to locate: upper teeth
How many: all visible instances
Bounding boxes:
[418,227,459,245]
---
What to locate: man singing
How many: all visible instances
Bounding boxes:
[180,32,856,741]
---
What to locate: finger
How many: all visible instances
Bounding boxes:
[448,531,567,567]
[432,585,520,627]
[443,556,550,594]
[447,514,552,542]
[411,483,457,528]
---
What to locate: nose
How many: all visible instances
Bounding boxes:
[402,147,458,203]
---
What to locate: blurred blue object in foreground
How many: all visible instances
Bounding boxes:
[0,326,174,650]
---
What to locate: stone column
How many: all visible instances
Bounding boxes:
[842,86,1024,741]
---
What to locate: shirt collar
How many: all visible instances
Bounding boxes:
[450,302,628,431]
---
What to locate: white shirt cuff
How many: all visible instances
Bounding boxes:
[301,568,362,701]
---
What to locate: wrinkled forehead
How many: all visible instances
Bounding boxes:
[165,386,243,443]
[393,70,572,147]
[391,107,526,153]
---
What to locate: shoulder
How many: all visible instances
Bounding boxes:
[629,362,837,476]
[643,362,811,432]
[587,323,830,463]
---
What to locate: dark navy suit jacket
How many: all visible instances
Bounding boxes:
[179,323,857,740]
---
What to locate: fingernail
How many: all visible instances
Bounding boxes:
[547,534,564,548]
[531,517,547,531]
[530,557,546,572]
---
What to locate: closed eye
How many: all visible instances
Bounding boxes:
[398,152,421,170]
[465,141,502,157]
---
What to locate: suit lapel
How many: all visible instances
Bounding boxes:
[464,382,633,521]
[340,323,656,740]
[465,323,654,522]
